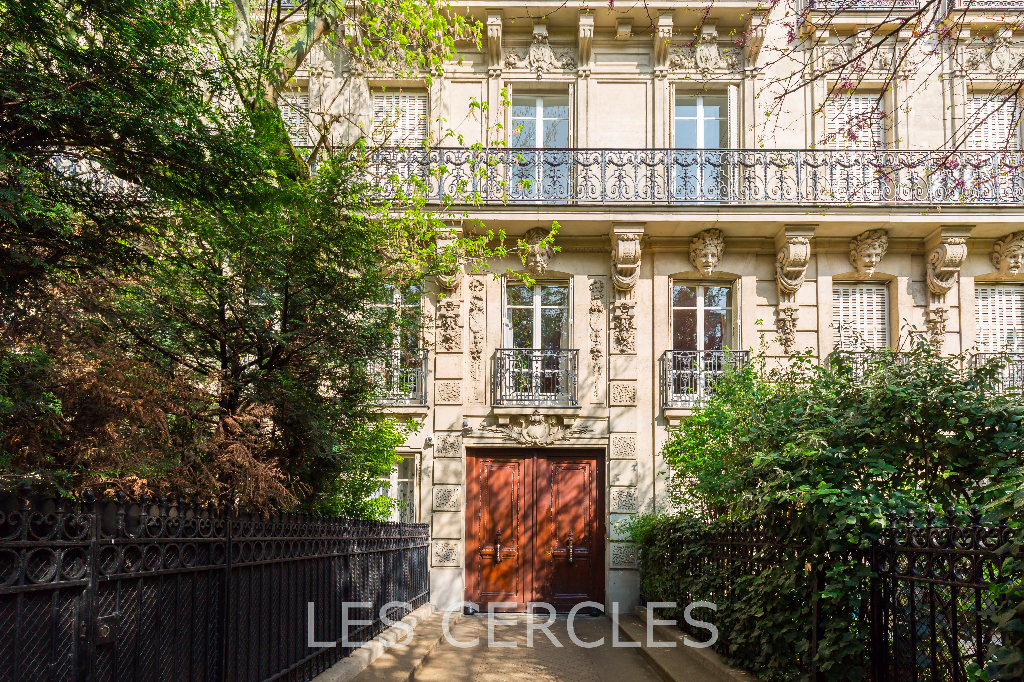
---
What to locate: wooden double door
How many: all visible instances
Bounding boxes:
[466,448,605,612]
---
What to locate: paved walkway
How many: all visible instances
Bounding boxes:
[411,615,662,682]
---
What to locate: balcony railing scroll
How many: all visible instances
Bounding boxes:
[364,148,1024,207]
[802,0,920,10]
[970,352,1024,395]
[660,350,751,409]
[370,348,428,405]
[493,348,579,406]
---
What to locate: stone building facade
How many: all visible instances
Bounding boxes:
[287,1,1024,613]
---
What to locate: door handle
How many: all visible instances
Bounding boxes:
[566,529,574,565]
[495,530,502,564]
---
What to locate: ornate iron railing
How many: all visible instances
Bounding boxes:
[803,0,920,10]
[948,0,1024,8]
[370,348,428,405]
[364,148,1024,206]
[970,351,1024,394]
[0,487,429,682]
[825,349,912,382]
[492,348,579,406]
[659,350,751,409]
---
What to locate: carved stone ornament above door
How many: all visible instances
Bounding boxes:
[481,410,591,446]
[504,22,576,79]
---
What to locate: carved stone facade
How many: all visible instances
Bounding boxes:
[610,488,640,514]
[468,278,485,402]
[436,295,463,353]
[925,229,970,347]
[523,227,555,277]
[667,25,741,74]
[432,541,460,567]
[433,486,462,512]
[481,411,591,445]
[589,279,605,402]
[504,22,576,78]
[850,230,889,276]
[610,298,637,355]
[609,383,638,406]
[610,435,637,460]
[992,232,1024,278]
[609,543,638,570]
[689,229,726,277]
[435,435,462,458]
[435,381,462,404]
[775,229,814,354]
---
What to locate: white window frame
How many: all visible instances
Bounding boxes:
[670,282,735,351]
[509,94,571,149]
[372,92,428,147]
[965,95,1022,150]
[378,454,418,523]
[502,280,571,349]
[832,283,890,350]
[280,91,310,146]
[976,284,1024,352]
[825,94,884,150]
[674,95,727,150]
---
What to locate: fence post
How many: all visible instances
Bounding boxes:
[219,500,233,682]
[80,490,99,682]
[868,541,884,682]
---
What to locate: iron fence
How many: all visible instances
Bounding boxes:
[639,509,1016,682]
[659,350,751,409]
[363,148,1024,206]
[970,352,1024,395]
[0,487,429,682]
[370,348,429,405]
[492,348,579,406]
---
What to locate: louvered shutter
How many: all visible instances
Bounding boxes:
[833,284,889,350]
[373,93,428,146]
[966,96,1020,149]
[280,92,309,146]
[826,95,883,149]
[976,285,1024,352]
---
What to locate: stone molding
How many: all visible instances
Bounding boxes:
[432,541,461,567]
[610,542,638,570]
[435,381,462,405]
[610,435,637,460]
[486,11,502,78]
[775,226,815,354]
[609,382,638,406]
[578,12,594,78]
[435,434,462,458]
[432,486,462,512]
[468,278,485,402]
[588,279,605,403]
[503,22,576,79]
[925,226,972,347]
[523,227,555,277]
[436,295,463,353]
[610,487,640,514]
[481,410,591,446]
[611,225,643,292]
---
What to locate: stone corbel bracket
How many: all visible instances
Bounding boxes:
[611,223,644,292]
[744,10,768,70]
[435,222,463,292]
[925,226,971,348]
[487,10,503,78]
[578,13,594,78]
[654,14,673,79]
[775,226,815,354]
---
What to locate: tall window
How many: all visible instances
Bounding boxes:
[825,95,883,149]
[510,95,569,148]
[672,283,732,351]
[505,281,569,349]
[377,455,417,523]
[371,284,424,404]
[966,96,1021,149]
[280,91,310,146]
[372,93,428,147]
[674,96,728,149]
[833,284,889,350]
[976,285,1024,352]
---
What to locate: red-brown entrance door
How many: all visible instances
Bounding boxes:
[466,449,604,612]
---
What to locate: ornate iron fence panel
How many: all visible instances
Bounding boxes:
[970,352,1024,395]
[364,148,1024,206]
[0,488,429,682]
[659,350,751,408]
[492,348,579,406]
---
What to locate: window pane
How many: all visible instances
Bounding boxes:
[703,119,724,150]
[398,481,415,522]
[675,119,698,148]
[542,97,570,119]
[673,285,697,308]
[511,97,537,118]
[402,284,422,306]
[507,283,532,306]
[702,97,727,119]
[510,308,533,348]
[673,308,698,350]
[398,457,415,480]
[540,308,566,349]
[704,309,727,350]
[542,119,569,148]
[704,286,731,309]
[541,285,568,306]
[510,118,536,148]
[675,98,698,119]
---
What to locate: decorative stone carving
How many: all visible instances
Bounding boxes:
[992,232,1024,277]
[468,278,485,401]
[925,230,970,347]
[504,23,576,79]
[689,229,726,276]
[435,435,462,458]
[849,230,888,276]
[432,541,460,567]
[523,227,555,277]
[668,26,741,74]
[481,410,591,446]
[610,435,637,460]
[578,13,594,78]
[436,296,463,353]
[435,226,463,291]
[610,542,638,569]
[609,383,637,406]
[589,279,605,401]
[775,230,813,354]
[654,14,673,78]
[435,381,462,404]
[610,487,640,514]
[487,11,503,78]
[611,231,643,292]
[965,29,1023,75]
[433,486,462,512]
[610,298,637,354]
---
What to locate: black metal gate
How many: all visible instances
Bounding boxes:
[0,488,429,682]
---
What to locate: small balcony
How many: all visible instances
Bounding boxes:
[660,350,751,413]
[492,349,579,407]
[970,352,1024,395]
[371,348,428,406]
[802,0,920,10]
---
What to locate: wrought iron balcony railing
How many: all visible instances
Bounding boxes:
[493,348,579,406]
[660,350,751,409]
[948,0,1024,9]
[370,348,428,405]
[802,0,919,10]
[970,352,1024,395]
[365,148,1024,206]
[825,349,911,383]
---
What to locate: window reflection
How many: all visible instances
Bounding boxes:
[672,283,732,351]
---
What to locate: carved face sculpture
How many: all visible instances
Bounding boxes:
[524,227,555,277]
[849,230,889,276]
[993,232,1024,277]
[689,229,726,276]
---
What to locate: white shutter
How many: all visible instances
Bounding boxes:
[826,95,883,149]
[976,285,1024,352]
[966,96,1020,149]
[280,92,309,146]
[373,93,428,146]
[833,284,889,350]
